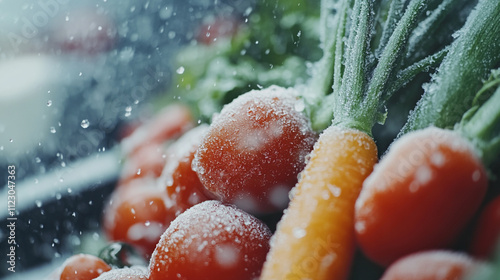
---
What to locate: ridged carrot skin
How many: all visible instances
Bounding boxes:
[260,126,377,280]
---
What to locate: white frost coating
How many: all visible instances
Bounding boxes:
[233,194,259,213]
[384,250,477,279]
[269,185,291,209]
[192,85,317,213]
[327,184,342,197]
[292,227,306,239]
[159,124,209,188]
[430,152,445,167]
[472,170,481,182]
[355,221,366,234]
[356,127,475,213]
[127,222,165,242]
[215,244,240,268]
[149,200,271,276]
[94,266,149,280]
[415,165,432,184]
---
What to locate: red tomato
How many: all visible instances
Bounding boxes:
[93,266,149,280]
[121,104,194,156]
[160,125,213,216]
[59,254,111,280]
[355,127,488,266]
[148,200,272,280]
[119,143,167,185]
[193,87,317,214]
[103,179,176,258]
[50,8,117,55]
[380,251,479,280]
[469,195,500,259]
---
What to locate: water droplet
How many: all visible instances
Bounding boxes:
[35,200,43,207]
[176,66,185,74]
[125,106,132,117]
[35,157,41,163]
[80,119,90,129]
[50,127,56,133]
[9,139,13,143]
[47,100,52,107]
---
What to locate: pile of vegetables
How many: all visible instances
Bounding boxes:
[44,0,500,279]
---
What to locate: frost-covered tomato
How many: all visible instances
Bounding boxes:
[119,143,167,184]
[380,251,480,280]
[149,200,272,280]
[193,86,317,213]
[121,104,194,156]
[59,254,111,280]
[160,125,213,216]
[103,179,176,257]
[94,266,149,280]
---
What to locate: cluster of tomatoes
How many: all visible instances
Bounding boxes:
[46,88,319,280]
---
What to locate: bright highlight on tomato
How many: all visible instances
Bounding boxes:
[193,86,317,214]
[355,127,488,266]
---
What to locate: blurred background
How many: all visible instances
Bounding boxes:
[0,0,254,277]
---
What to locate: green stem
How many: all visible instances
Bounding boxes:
[405,0,461,63]
[385,46,448,101]
[332,0,349,96]
[363,0,427,129]
[460,86,500,167]
[400,0,500,136]
[334,0,373,133]
[375,0,408,59]
[305,0,350,131]
[310,0,350,132]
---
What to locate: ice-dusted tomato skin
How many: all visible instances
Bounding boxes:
[380,250,479,280]
[59,254,111,280]
[160,125,213,217]
[93,266,149,280]
[119,143,167,185]
[103,179,176,258]
[149,200,272,280]
[355,127,488,266]
[194,87,317,214]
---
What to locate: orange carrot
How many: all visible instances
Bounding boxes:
[261,126,377,279]
[260,0,427,278]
